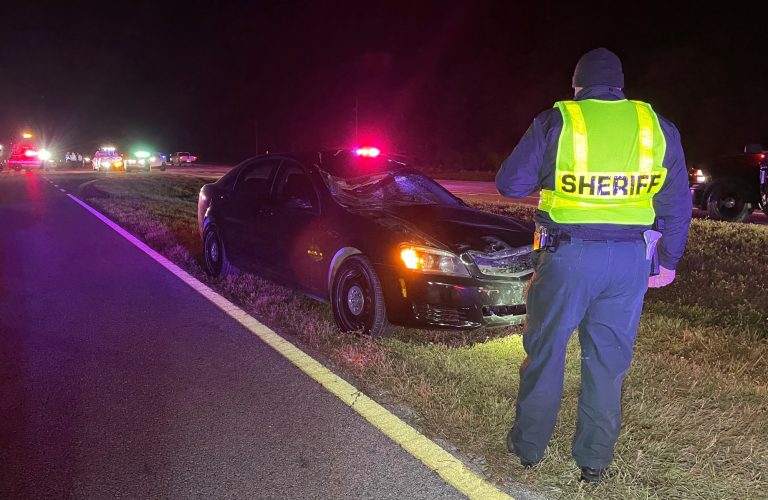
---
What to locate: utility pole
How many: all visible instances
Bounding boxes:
[354,95,359,144]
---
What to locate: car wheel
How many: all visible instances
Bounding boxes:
[706,179,752,222]
[331,255,391,337]
[203,226,238,278]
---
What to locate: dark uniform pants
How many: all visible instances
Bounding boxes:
[510,239,648,469]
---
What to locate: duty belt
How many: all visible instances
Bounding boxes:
[533,224,664,276]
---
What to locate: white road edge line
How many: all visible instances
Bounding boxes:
[64,193,512,500]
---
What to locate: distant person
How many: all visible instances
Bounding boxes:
[496,47,691,483]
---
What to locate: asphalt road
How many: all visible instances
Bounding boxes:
[0,170,466,499]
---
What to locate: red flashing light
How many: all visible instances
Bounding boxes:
[759,154,766,160]
[355,147,381,158]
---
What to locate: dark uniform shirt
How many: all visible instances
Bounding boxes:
[496,85,692,270]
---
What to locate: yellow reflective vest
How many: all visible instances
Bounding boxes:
[538,99,667,225]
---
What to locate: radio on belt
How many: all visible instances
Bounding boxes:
[533,226,559,252]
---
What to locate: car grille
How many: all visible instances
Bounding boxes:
[413,304,473,327]
[482,304,526,317]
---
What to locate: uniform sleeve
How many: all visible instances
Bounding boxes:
[654,120,692,270]
[496,116,546,198]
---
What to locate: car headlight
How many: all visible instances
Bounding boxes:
[399,245,470,277]
[693,169,708,183]
[38,149,51,160]
[466,246,534,278]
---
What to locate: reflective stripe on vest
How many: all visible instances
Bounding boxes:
[539,99,667,225]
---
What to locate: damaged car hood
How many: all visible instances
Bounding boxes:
[351,204,534,254]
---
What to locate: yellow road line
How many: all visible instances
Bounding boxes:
[66,193,513,500]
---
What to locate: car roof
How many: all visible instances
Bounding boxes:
[239,149,416,179]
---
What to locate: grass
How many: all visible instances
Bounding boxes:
[59,173,768,499]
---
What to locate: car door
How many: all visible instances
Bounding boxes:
[263,159,326,295]
[217,157,282,271]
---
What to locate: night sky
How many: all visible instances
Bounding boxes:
[1,1,765,167]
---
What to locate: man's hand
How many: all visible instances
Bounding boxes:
[649,266,675,288]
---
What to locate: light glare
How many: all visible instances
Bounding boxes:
[400,248,420,269]
[355,147,381,157]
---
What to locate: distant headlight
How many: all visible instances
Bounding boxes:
[466,246,534,278]
[694,169,708,183]
[399,245,470,277]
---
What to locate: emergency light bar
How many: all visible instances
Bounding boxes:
[355,147,381,158]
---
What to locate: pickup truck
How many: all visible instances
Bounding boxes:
[689,144,768,222]
[169,152,197,166]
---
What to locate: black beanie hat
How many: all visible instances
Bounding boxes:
[572,48,624,88]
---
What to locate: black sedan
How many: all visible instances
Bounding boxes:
[197,149,534,336]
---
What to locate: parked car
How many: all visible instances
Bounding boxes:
[123,151,167,172]
[197,148,534,337]
[153,152,169,171]
[92,148,125,171]
[169,151,197,166]
[689,144,767,222]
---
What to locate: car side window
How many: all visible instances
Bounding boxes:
[274,161,318,211]
[234,158,282,201]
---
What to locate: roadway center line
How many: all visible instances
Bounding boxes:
[64,193,512,500]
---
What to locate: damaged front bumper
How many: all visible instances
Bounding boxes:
[381,271,530,329]
[379,246,533,329]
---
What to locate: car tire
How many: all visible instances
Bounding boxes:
[203,226,238,278]
[331,255,391,337]
[706,179,752,222]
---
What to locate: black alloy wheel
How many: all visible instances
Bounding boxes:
[332,255,390,337]
[706,179,752,222]
[203,226,237,278]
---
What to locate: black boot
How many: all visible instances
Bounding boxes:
[506,428,539,468]
[579,466,608,483]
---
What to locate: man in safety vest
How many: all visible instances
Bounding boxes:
[496,48,691,483]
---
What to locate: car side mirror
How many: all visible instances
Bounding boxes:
[744,143,764,154]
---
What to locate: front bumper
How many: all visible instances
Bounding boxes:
[380,266,530,329]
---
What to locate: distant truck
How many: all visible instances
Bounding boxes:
[169,152,197,166]
[689,144,768,222]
